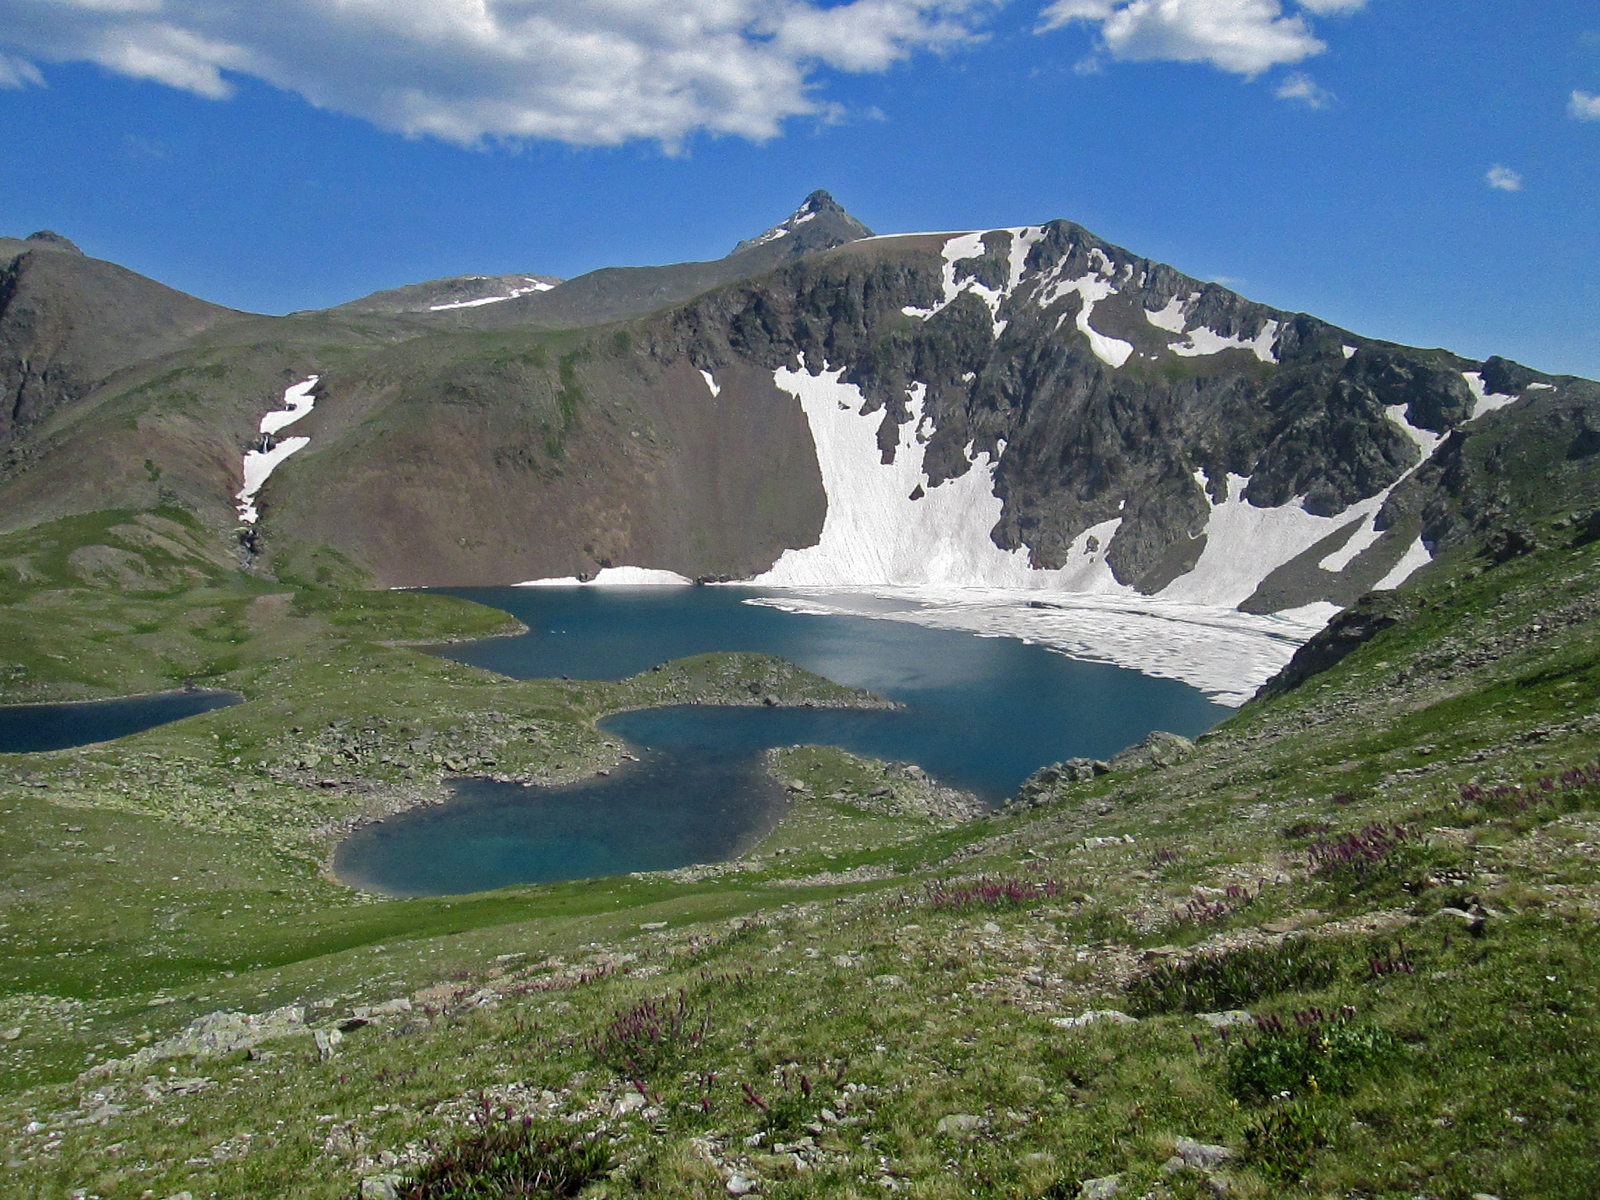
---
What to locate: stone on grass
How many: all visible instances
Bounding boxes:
[359,1177,401,1200]
[1197,1010,1254,1029]
[726,1174,755,1195]
[935,1113,987,1135]
[1052,1010,1138,1029]
[1170,1137,1231,1170]
[1078,1174,1122,1199]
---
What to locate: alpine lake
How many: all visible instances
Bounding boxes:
[332,586,1228,896]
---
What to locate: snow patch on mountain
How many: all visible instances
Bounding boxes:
[757,363,1439,605]
[1462,371,1517,418]
[516,566,693,587]
[754,366,1087,587]
[1144,293,1279,362]
[899,227,1051,340]
[1036,251,1134,368]
[1375,536,1431,590]
[428,277,556,311]
[1317,404,1444,574]
[258,376,318,435]
[1159,472,1340,608]
[237,438,309,525]
[237,376,319,524]
[700,369,721,398]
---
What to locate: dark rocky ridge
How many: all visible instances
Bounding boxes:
[0,199,1595,615]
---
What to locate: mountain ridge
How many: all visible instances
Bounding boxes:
[0,196,1592,643]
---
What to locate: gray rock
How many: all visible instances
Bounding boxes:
[1173,1137,1231,1169]
[1108,731,1195,772]
[1197,1010,1254,1029]
[936,1113,988,1135]
[359,1177,403,1200]
[725,1174,755,1195]
[1052,1010,1138,1029]
[1079,1175,1122,1199]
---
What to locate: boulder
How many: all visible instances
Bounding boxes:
[1108,731,1195,772]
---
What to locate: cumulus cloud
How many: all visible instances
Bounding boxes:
[1485,165,1522,192]
[1037,0,1357,77]
[1275,70,1332,107]
[0,0,992,147]
[1570,90,1600,121]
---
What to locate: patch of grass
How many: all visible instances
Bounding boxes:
[1240,1101,1327,1181]
[396,1115,610,1199]
[1124,940,1343,1016]
[1218,1009,1401,1103]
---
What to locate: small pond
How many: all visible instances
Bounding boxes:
[335,587,1228,896]
[0,689,242,754]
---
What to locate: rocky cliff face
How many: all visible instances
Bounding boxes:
[0,201,1595,618]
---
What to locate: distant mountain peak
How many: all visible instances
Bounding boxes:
[731,190,873,257]
[25,230,82,255]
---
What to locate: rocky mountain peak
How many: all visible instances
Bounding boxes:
[24,230,82,254]
[730,190,873,257]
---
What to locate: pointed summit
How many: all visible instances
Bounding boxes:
[731,190,873,257]
[24,230,82,255]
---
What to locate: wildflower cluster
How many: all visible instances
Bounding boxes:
[1307,825,1412,876]
[587,989,711,1078]
[1456,758,1600,817]
[923,877,1065,912]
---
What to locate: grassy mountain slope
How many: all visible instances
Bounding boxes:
[0,480,1595,1197]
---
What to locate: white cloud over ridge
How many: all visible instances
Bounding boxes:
[1037,0,1363,77]
[0,0,992,147]
[1571,90,1600,121]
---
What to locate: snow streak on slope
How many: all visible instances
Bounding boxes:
[899,228,1048,339]
[1315,405,1442,576]
[259,376,318,435]
[1035,247,1134,368]
[237,376,319,524]
[752,366,1125,590]
[428,277,556,311]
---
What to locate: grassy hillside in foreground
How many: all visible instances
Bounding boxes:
[0,503,1596,1199]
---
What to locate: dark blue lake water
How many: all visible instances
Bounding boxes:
[0,689,241,754]
[334,586,1228,896]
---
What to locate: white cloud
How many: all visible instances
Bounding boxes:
[1037,0,1345,77]
[0,0,993,147]
[1486,165,1522,192]
[1275,70,1332,107]
[0,51,43,87]
[1570,90,1600,121]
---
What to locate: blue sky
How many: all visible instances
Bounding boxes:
[0,1,1596,378]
